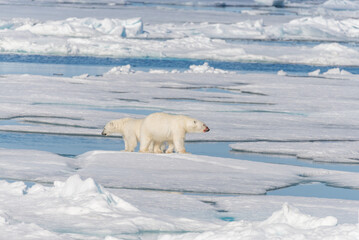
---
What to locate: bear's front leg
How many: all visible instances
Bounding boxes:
[173,135,188,154]
[126,135,138,152]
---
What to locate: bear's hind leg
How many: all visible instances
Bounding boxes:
[165,141,174,154]
[153,142,164,154]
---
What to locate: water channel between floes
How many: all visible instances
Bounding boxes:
[1,131,359,201]
[2,54,359,77]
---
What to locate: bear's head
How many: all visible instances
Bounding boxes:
[186,118,210,133]
[101,119,124,136]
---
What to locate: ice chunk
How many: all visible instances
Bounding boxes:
[104,65,135,75]
[323,68,352,75]
[185,62,233,74]
[277,70,287,76]
[261,203,337,229]
[53,175,139,212]
[308,69,321,76]
[0,181,27,196]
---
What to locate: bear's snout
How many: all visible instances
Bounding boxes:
[101,130,107,136]
[203,125,210,132]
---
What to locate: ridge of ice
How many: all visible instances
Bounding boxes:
[159,203,345,240]
[14,17,143,38]
[2,16,359,63]
[53,174,139,212]
[260,203,337,229]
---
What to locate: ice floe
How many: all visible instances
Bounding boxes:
[74,151,359,194]
[1,65,358,163]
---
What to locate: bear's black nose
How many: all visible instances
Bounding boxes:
[101,131,107,136]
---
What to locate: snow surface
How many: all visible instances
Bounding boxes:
[0,170,359,239]
[1,0,359,239]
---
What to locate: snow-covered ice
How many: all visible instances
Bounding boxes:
[1,0,359,239]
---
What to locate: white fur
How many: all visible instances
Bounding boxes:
[102,118,173,153]
[102,118,143,152]
[139,113,210,154]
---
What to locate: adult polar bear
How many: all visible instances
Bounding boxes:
[102,117,172,153]
[139,112,210,154]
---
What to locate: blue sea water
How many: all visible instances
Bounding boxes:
[1,54,359,77]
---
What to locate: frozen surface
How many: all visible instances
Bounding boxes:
[0,172,359,239]
[1,66,358,163]
[74,151,359,194]
[1,148,359,239]
[1,0,359,239]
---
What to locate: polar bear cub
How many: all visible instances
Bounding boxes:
[102,118,143,152]
[139,112,210,154]
[102,118,171,153]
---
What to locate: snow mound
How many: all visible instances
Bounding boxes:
[308,68,352,77]
[53,175,139,213]
[104,65,135,75]
[323,68,352,75]
[261,203,337,229]
[277,70,287,76]
[160,203,340,240]
[185,62,233,74]
[0,181,27,196]
[308,69,321,76]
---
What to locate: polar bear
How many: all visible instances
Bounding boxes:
[102,118,143,152]
[102,118,172,153]
[139,112,210,154]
